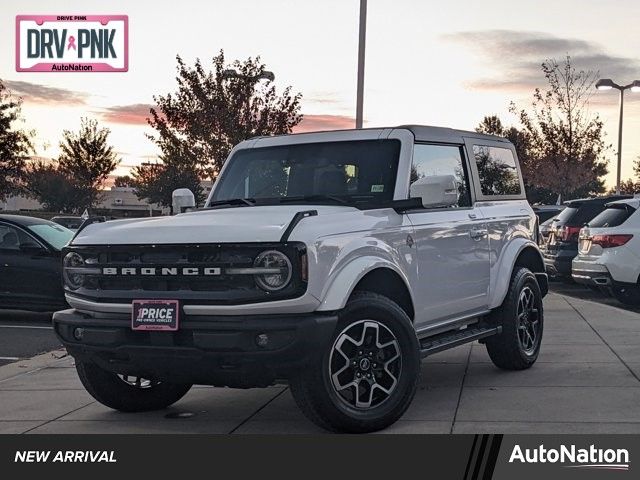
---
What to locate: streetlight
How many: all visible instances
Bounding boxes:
[595,78,640,194]
[355,0,367,129]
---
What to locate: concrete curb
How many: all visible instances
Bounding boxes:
[0,348,70,383]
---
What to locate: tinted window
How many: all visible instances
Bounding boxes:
[557,203,607,226]
[410,144,471,207]
[0,224,21,250]
[473,145,521,196]
[589,204,637,228]
[211,140,400,208]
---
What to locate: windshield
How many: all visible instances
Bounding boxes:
[588,204,637,228]
[28,223,74,250]
[209,140,401,208]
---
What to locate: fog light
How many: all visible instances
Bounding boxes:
[73,328,84,341]
[255,333,269,348]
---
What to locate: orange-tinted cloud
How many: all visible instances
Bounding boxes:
[100,103,154,125]
[294,114,355,133]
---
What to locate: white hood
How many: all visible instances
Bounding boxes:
[71,205,356,245]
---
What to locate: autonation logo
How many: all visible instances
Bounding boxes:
[509,444,630,471]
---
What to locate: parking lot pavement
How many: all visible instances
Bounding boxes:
[1,292,640,434]
[0,311,60,367]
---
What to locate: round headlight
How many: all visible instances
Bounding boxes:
[253,250,292,291]
[63,252,85,290]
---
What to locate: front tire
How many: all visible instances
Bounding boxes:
[290,292,420,433]
[76,361,192,412]
[485,267,544,370]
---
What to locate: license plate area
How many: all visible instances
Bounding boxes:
[132,300,179,331]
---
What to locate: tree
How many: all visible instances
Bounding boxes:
[57,118,120,210]
[134,50,303,207]
[510,56,610,200]
[23,159,79,212]
[114,175,133,188]
[0,79,33,200]
[131,161,202,209]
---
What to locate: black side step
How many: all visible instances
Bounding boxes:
[419,325,501,358]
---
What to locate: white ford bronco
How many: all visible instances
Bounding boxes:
[53,126,548,433]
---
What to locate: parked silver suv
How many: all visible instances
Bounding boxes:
[53,126,547,432]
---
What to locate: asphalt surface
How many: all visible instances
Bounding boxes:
[0,310,59,367]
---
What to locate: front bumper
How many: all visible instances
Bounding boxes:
[53,308,338,387]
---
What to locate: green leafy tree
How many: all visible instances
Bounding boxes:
[510,56,610,200]
[0,80,33,200]
[134,50,303,207]
[23,159,79,212]
[114,175,133,187]
[131,161,202,209]
[57,118,120,210]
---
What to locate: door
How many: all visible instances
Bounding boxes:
[405,143,490,330]
[0,223,61,308]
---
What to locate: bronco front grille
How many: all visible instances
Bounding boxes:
[64,243,307,305]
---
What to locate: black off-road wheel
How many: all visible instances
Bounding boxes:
[290,292,420,433]
[76,361,192,412]
[485,267,544,370]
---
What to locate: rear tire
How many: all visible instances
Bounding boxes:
[76,361,192,412]
[612,284,640,306]
[290,292,420,433]
[485,268,544,370]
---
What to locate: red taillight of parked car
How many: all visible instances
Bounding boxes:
[560,226,582,241]
[591,234,633,248]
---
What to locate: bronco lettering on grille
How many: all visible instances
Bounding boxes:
[102,267,222,276]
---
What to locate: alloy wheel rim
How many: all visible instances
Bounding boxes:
[517,286,540,354]
[329,320,402,410]
[118,375,155,389]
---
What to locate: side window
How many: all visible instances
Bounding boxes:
[0,224,21,251]
[410,144,471,207]
[472,145,521,196]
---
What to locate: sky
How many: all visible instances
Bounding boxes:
[2,0,640,187]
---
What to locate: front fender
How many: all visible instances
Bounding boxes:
[489,238,545,309]
[316,256,413,311]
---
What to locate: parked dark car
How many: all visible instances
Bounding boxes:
[0,215,74,311]
[533,205,566,224]
[51,216,83,231]
[543,195,632,278]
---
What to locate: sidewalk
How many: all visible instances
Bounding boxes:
[1,293,640,434]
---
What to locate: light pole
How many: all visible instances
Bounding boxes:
[355,0,367,129]
[595,78,640,194]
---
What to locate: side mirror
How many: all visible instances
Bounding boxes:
[410,174,458,209]
[172,188,196,214]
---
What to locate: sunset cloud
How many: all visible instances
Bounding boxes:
[294,114,355,133]
[99,103,154,125]
[3,80,88,105]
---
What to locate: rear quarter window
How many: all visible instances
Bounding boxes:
[588,205,637,228]
[472,145,521,196]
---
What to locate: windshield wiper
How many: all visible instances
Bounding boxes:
[276,195,350,206]
[207,198,257,208]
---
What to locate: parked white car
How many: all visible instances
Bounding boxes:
[572,198,640,305]
[53,126,548,432]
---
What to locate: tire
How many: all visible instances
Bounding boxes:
[485,267,544,370]
[612,284,640,306]
[290,292,420,433]
[76,361,192,412]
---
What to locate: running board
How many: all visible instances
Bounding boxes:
[419,325,501,358]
